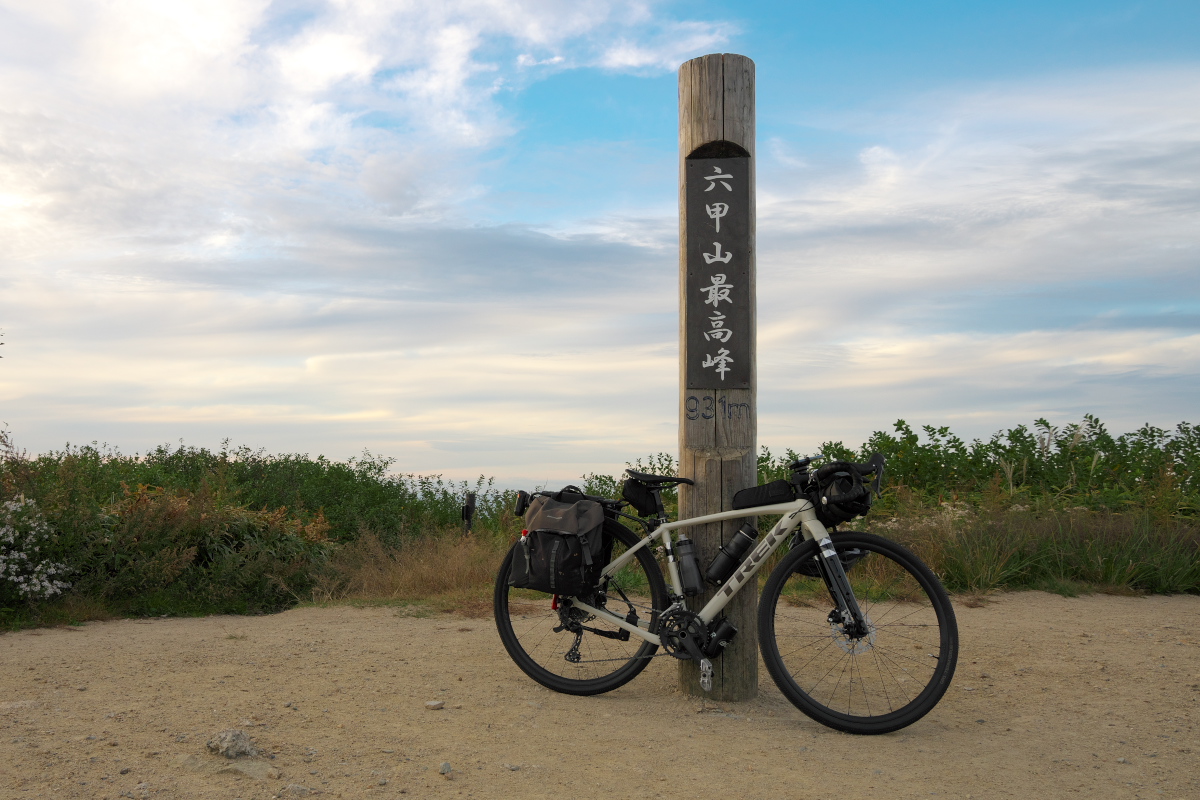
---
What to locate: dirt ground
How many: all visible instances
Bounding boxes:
[1,592,1197,800]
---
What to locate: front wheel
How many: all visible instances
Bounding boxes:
[494,518,669,695]
[758,531,958,734]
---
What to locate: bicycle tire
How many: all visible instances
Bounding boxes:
[758,531,958,734]
[494,518,669,695]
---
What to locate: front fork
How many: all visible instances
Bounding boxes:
[814,536,869,637]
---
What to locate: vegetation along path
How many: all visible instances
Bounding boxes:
[1,592,1197,799]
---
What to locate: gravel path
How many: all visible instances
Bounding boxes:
[1,592,1197,799]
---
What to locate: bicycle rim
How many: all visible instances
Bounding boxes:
[494,519,668,696]
[758,531,958,734]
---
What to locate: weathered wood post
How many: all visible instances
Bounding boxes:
[678,53,757,700]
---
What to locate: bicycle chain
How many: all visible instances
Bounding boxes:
[557,597,671,665]
[563,651,670,664]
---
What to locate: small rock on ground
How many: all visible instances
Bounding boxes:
[207,729,259,759]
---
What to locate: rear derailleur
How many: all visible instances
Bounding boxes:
[553,597,633,663]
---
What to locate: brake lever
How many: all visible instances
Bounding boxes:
[866,453,886,498]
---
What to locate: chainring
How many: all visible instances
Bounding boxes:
[656,607,708,660]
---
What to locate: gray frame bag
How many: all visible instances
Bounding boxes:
[509,494,609,596]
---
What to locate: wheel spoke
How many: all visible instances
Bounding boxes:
[759,532,958,734]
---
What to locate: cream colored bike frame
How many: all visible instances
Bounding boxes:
[569,497,833,646]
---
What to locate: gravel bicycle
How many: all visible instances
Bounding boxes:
[493,455,958,734]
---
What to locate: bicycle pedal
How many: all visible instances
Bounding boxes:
[699,658,713,692]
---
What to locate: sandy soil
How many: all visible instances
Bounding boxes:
[1,592,1197,800]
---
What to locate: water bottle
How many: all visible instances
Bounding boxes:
[704,523,759,585]
[674,536,705,597]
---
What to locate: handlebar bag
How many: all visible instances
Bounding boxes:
[810,462,872,527]
[509,495,611,597]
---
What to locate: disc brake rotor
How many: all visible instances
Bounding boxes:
[827,608,876,654]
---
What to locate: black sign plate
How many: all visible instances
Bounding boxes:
[685,155,751,389]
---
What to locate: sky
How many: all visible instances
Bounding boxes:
[1,0,1198,487]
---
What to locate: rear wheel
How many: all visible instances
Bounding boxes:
[758,531,958,734]
[494,519,669,695]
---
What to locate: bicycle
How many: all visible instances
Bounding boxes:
[493,455,958,735]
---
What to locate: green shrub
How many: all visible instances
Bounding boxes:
[587,416,1200,595]
[69,483,333,615]
[754,415,1200,518]
[3,412,1198,625]
[0,433,514,545]
[0,429,518,621]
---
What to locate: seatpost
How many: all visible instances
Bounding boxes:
[653,487,669,523]
[654,485,684,599]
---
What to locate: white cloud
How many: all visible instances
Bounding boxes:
[76,0,266,101]
[0,3,1196,480]
[752,65,1200,449]
[0,0,729,253]
[598,21,732,71]
[275,30,381,93]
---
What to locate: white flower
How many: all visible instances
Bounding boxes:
[0,496,70,601]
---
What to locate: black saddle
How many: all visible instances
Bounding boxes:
[624,470,695,487]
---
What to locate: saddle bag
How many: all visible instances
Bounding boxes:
[509,493,611,597]
[621,478,659,517]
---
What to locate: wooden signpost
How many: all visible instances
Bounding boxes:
[677,53,757,700]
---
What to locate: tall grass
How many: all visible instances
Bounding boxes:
[315,531,508,617]
[869,508,1200,595]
